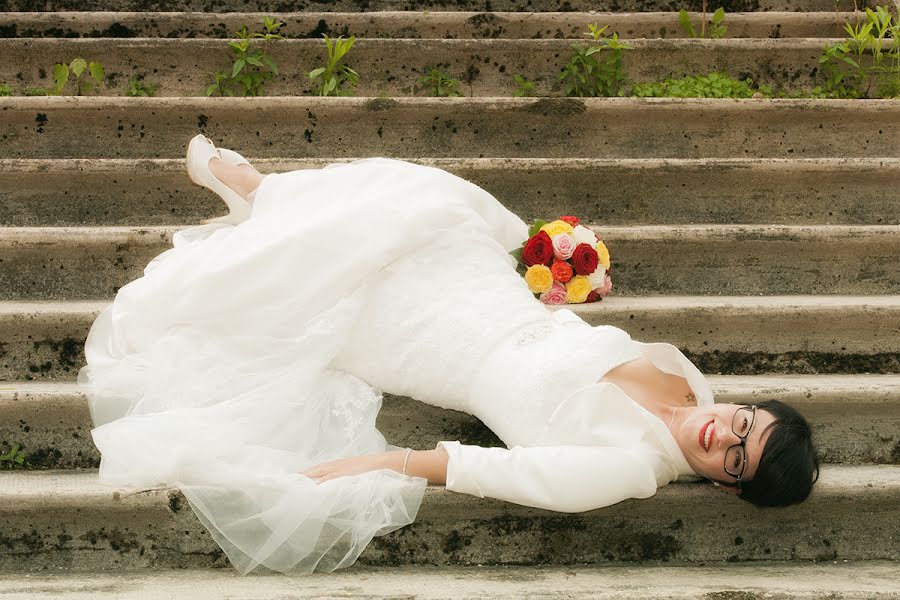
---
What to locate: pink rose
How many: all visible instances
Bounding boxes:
[539,282,568,305]
[597,274,613,299]
[552,233,576,261]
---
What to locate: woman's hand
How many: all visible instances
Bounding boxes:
[301,451,401,484]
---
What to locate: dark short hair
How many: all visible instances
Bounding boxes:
[736,399,820,507]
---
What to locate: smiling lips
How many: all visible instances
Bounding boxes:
[699,419,715,452]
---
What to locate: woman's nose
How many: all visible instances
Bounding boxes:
[718,422,740,449]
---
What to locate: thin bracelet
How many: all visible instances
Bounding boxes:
[402,448,413,476]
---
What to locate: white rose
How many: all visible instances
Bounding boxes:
[572,225,598,246]
[587,265,607,290]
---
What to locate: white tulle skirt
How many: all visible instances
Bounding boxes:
[77,157,532,574]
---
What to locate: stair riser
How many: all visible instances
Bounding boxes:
[0,0,890,13]
[3,159,898,227]
[0,11,866,40]
[1,303,897,383]
[0,473,895,571]
[2,565,900,600]
[2,227,896,299]
[2,388,898,469]
[2,98,894,159]
[0,38,859,97]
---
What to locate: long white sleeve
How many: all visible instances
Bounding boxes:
[436,441,660,513]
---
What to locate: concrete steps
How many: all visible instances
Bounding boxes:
[0,10,870,39]
[2,158,898,226]
[2,375,898,469]
[1,0,898,591]
[0,466,897,570]
[2,97,896,159]
[4,564,900,599]
[0,0,891,13]
[2,224,897,299]
[2,37,880,96]
[1,297,897,382]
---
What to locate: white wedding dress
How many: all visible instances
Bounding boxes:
[78,157,712,575]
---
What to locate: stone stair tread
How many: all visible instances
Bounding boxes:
[3,373,896,468]
[0,0,892,12]
[2,463,898,504]
[7,372,900,397]
[0,10,873,40]
[3,295,899,314]
[4,157,897,228]
[4,224,897,298]
[2,37,880,96]
[3,223,897,239]
[5,156,900,169]
[2,563,900,599]
[2,96,894,160]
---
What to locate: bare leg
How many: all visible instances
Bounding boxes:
[208,157,266,204]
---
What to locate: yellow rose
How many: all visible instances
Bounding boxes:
[565,275,592,303]
[540,220,574,237]
[524,264,554,294]
[595,240,610,269]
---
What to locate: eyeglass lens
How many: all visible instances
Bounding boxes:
[724,407,755,477]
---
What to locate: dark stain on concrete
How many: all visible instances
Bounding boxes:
[890,440,900,463]
[78,528,141,554]
[630,532,681,561]
[22,446,63,468]
[447,417,504,448]
[167,491,183,514]
[364,98,399,111]
[197,114,209,129]
[360,523,422,567]
[703,592,766,600]
[681,349,900,376]
[35,113,48,134]
[99,22,137,38]
[442,529,473,554]
[0,528,44,553]
[525,98,585,117]
[30,336,84,370]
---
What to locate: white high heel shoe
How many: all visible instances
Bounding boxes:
[186,134,253,225]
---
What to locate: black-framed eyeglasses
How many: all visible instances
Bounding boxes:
[724,405,757,482]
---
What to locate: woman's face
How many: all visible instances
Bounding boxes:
[675,403,776,488]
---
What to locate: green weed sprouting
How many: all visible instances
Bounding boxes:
[207,16,284,97]
[0,443,25,469]
[819,6,900,98]
[0,83,11,96]
[52,58,106,95]
[513,73,536,97]
[416,67,462,97]
[559,23,632,97]
[632,72,773,97]
[678,7,727,38]
[308,34,360,96]
[126,76,160,97]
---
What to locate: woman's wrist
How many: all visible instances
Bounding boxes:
[386,448,447,485]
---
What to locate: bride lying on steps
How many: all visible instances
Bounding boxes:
[77,134,820,576]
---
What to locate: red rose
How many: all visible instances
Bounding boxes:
[550,260,573,283]
[559,215,580,227]
[571,243,599,275]
[586,290,601,303]
[522,231,554,266]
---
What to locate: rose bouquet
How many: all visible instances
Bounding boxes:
[510,215,613,305]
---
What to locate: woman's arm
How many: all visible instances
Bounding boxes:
[301,445,449,485]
